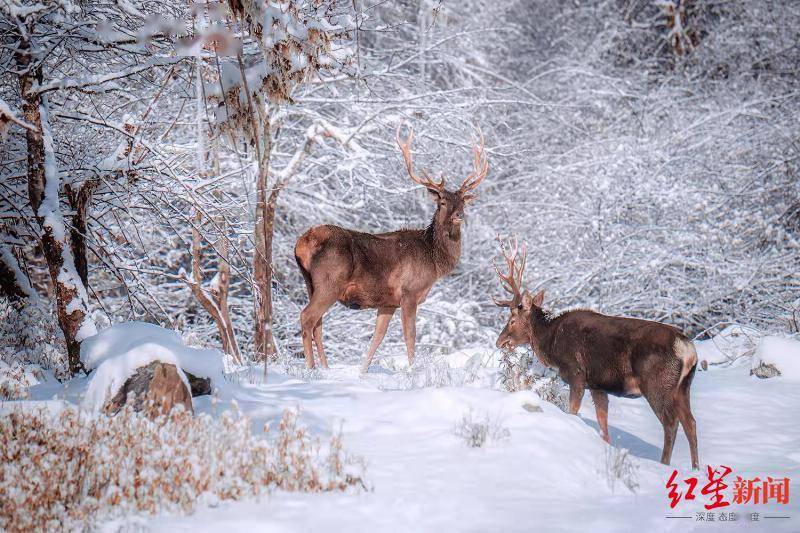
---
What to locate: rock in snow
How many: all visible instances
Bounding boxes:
[104,361,193,415]
[751,335,800,380]
[184,370,213,397]
[80,321,224,412]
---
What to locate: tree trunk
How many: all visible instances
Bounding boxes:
[190,63,242,363]
[214,222,241,361]
[66,179,98,288]
[253,119,277,362]
[189,212,242,363]
[17,40,96,376]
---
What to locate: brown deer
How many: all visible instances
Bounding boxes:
[294,127,488,371]
[492,238,699,469]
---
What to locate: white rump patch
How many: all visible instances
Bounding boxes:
[675,338,698,386]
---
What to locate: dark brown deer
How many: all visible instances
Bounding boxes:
[294,127,488,370]
[492,238,699,469]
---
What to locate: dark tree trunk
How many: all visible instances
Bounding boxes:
[16,35,93,376]
[66,179,97,288]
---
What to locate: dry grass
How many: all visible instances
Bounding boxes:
[602,445,639,493]
[453,409,510,448]
[0,404,364,531]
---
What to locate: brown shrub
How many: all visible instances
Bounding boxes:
[0,404,364,531]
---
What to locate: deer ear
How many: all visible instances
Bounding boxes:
[520,290,533,310]
[532,289,545,308]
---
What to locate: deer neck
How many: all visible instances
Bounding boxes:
[527,307,558,368]
[425,208,461,276]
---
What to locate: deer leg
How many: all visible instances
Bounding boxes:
[590,390,610,443]
[643,389,679,466]
[400,299,418,366]
[360,307,395,373]
[312,318,329,369]
[300,295,336,369]
[299,307,316,368]
[659,411,679,466]
[568,382,585,415]
[675,390,699,470]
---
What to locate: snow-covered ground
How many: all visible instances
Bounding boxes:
[57,340,796,533]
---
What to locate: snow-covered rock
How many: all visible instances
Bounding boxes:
[80,321,224,411]
[751,335,800,380]
[105,361,193,415]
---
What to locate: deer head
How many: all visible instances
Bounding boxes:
[493,236,544,350]
[396,127,488,230]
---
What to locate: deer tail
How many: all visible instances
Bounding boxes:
[675,337,698,390]
[295,252,314,298]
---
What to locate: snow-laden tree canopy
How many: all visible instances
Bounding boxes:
[1,0,798,368]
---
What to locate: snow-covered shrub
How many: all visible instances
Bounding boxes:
[0,361,44,400]
[0,404,364,531]
[602,446,639,494]
[498,349,544,393]
[695,325,760,368]
[497,347,581,411]
[498,349,532,393]
[418,299,488,352]
[497,350,568,412]
[373,350,494,390]
[282,360,325,381]
[0,297,66,380]
[453,409,510,448]
[533,377,570,413]
[376,352,457,390]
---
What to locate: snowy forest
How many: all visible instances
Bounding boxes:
[1,0,799,531]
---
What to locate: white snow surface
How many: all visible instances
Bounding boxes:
[15,325,797,531]
[752,335,800,380]
[80,347,798,532]
[80,322,224,411]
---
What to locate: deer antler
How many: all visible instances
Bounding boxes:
[458,128,489,201]
[492,235,527,308]
[396,126,446,193]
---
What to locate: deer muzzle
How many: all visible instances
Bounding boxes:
[496,334,514,350]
